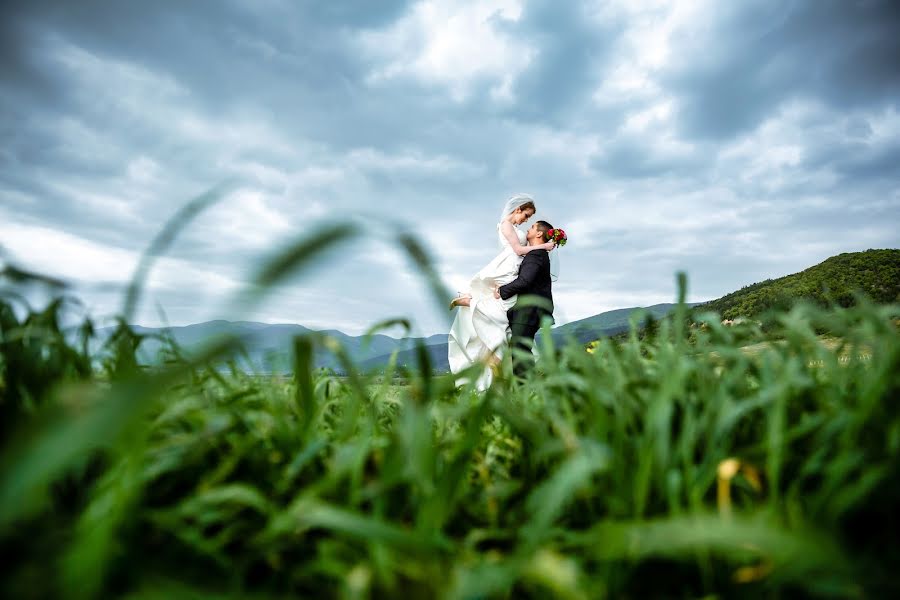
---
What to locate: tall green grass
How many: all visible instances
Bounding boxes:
[1,200,898,598]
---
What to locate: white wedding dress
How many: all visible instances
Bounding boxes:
[448,223,525,389]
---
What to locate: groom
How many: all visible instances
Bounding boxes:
[495,220,554,378]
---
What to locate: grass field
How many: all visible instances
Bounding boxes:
[2,290,898,599]
[1,214,898,598]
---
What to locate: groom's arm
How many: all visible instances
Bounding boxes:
[498,252,543,300]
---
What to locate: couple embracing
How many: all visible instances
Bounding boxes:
[448,194,565,390]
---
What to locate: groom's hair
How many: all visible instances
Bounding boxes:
[536,220,553,240]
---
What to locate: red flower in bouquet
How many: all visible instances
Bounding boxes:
[545,227,568,247]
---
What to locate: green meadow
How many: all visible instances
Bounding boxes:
[1,209,898,599]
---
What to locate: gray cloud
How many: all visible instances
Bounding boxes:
[666,0,900,140]
[500,0,620,125]
[805,135,900,182]
[2,0,898,335]
[590,136,705,179]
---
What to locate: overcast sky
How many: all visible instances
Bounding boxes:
[2,0,898,336]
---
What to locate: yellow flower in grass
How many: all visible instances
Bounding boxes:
[733,559,774,584]
[717,458,768,583]
[716,458,763,516]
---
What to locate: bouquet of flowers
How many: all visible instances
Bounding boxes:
[545,227,568,247]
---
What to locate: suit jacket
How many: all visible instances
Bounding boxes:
[498,250,554,333]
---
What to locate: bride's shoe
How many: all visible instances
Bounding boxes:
[449,293,471,310]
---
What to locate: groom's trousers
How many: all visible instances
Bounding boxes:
[509,321,539,378]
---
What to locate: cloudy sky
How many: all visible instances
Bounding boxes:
[2,0,898,336]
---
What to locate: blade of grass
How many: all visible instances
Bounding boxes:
[123,185,231,322]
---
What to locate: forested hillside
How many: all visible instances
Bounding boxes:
[696,249,900,320]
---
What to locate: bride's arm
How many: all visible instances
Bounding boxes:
[500,221,555,256]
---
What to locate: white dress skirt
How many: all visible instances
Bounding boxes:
[448,224,524,389]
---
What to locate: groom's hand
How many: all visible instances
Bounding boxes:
[493,285,501,299]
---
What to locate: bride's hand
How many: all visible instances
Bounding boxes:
[541,240,556,251]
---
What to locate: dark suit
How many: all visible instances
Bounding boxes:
[498,250,553,378]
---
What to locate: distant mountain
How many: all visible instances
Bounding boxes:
[98,320,446,372]
[360,341,451,373]
[548,303,689,344]
[359,304,687,372]
[106,304,686,374]
[113,249,898,374]
[695,249,900,320]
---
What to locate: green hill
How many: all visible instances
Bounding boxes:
[696,249,900,320]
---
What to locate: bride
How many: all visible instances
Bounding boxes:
[448,194,555,389]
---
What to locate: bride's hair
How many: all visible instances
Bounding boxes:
[516,200,536,213]
[536,220,553,240]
